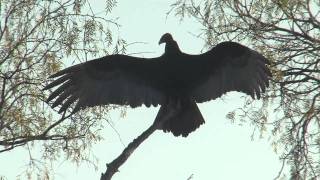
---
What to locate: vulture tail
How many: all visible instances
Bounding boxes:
[156,101,205,137]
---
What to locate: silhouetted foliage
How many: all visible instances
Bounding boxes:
[0,0,125,178]
[170,0,320,179]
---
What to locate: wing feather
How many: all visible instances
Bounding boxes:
[46,80,73,102]
[44,54,166,114]
[190,42,271,102]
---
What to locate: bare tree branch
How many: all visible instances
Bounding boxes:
[100,104,177,180]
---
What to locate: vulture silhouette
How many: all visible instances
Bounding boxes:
[44,33,271,137]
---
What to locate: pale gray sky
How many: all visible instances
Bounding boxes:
[0,1,282,179]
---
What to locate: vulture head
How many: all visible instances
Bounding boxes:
[158,33,173,45]
[159,33,181,54]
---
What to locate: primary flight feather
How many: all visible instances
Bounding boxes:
[44,33,271,137]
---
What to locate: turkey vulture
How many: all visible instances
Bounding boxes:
[44,33,271,137]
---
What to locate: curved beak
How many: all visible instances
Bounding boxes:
[158,37,165,45]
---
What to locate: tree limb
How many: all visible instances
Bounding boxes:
[100,104,176,180]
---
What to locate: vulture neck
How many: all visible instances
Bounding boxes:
[164,40,181,56]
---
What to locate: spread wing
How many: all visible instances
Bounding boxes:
[43,55,166,114]
[188,42,272,102]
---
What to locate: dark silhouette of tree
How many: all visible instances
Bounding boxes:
[170,0,320,179]
[0,0,125,178]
